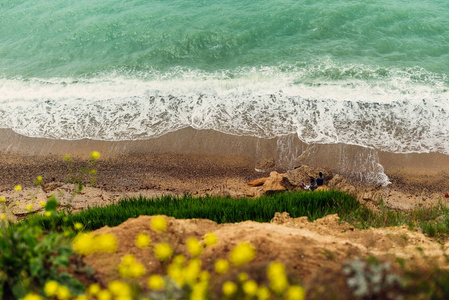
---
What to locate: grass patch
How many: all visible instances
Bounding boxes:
[23,190,361,231]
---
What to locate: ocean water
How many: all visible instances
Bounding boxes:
[1,0,448,157]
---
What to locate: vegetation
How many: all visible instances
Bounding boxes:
[4,152,449,299]
[23,190,361,232]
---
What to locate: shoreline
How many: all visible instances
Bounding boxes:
[0,127,448,197]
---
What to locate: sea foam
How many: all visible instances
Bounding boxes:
[0,64,448,156]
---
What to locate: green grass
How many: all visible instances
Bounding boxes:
[23,190,362,231]
[19,191,449,241]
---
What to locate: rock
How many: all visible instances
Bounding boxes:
[328,174,356,195]
[255,158,276,172]
[271,212,292,224]
[263,171,286,193]
[285,166,317,187]
[316,186,329,192]
[247,177,268,187]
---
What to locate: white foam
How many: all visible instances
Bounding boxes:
[0,63,448,157]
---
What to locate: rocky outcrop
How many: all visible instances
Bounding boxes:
[263,171,286,193]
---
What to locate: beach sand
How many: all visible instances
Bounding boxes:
[0,127,448,197]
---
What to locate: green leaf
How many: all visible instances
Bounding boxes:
[30,259,43,277]
[11,281,27,300]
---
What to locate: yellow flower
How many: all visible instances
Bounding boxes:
[204,232,218,247]
[56,285,71,300]
[191,281,208,300]
[285,285,306,300]
[1,214,6,220]
[74,222,83,230]
[238,272,249,282]
[229,242,256,266]
[0,196,5,202]
[168,263,185,287]
[26,204,33,212]
[222,281,237,297]
[95,233,118,253]
[97,289,112,300]
[72,233,95,255]
[148,275,165,290]
[199,270,210,282]
[22,293,43,300]
[267,262,289,294]
[14,185,22,192]
[44,280,59,297]
[74,295,88,300]
[108,280,132,298]
[154,243,173,261]
[90,169,97,174]
[151,216,167,232]
[257,286,271,300]
[64,155,71,161]
[45,211,52,217]
[135,233,151,248]
[184,258,202,285]
[88,283,101,296]
[186,237,203,257]
[36,176,43,182]
[173,254,186,266]
[243,280,258,297]
[39,201,46,207]
[214,259,229,274]
[117,254,146,278]
[90,151,101,160]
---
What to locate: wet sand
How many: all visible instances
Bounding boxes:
[0,128,448,195]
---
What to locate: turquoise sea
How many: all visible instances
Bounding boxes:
[1,0,448,154]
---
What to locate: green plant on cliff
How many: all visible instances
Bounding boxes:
[0,218,84,299]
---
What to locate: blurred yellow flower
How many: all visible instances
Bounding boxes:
[22,293,43,300]
[186,237,203,257]
[74,222,83,230]
[191,281,208,300]
[56,285,71,300]
[117,255,146,278]
[168,263,185,287]
[148,275,165,290]
[222,281,237,296]
[135,233,151,248]
[88,283,101,296]
[172,254,186,266]
[97,289,111,300]
[90,151,101,160]
[267,262,288,294]
[199,270,210,282]
[36,176,43,182]
[0,214,6,220]
[95,233,118,253]
[154,243,173,261]
[0,196,5,202]
[214,259,229,274]
[90,169,97,174]
[151,216,167,232]
[238,272,249,282]
[64,155,71,161]
[108,280,131,297]
[44,280,59,297]
[243,280,258,297]
[257,286,271,300]
[26,204,33,212]
[184,258,202,285]
[204,232,218,247]
[45,211,52,217]
[72,233,95,255]
[285,285,306,300]
[14,185,22,192]
[39,201,46,207]
[74,295,88,300]
[230,242,256,266]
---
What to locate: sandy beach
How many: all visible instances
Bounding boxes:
[0,127,448,198]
